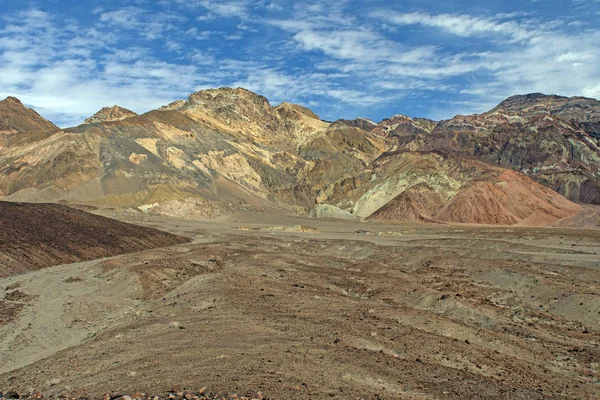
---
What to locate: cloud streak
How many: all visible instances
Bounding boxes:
[0,1,598,126]
[372,11,538,41]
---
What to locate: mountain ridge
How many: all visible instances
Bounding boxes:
[83,105,138,125]
[1,88,598,226]
[0,96,59,150]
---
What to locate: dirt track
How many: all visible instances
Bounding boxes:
[1,211,599,399]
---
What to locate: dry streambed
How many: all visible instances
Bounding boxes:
[0,218,599,399]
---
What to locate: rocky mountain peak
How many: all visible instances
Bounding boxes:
[187,87,270,107]
[275,102,321,120]
[490,93,599,116]
[377,114,437,138]
[0,96,59,148]
[3,96,23,105]
[159,99,186,111]
[177,87,272,124]
[387,114,415,123]
[84,105,138,124]
[496,93,564,108]
[488,93,600,139]
[332,118,378,132]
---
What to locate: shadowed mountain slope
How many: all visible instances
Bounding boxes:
[84,105,138,124]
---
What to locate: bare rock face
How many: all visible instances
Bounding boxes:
[378,114,437,136]
[0,90,595,225]
[179,87,272,124]
[332,118,379,132]
[163,87,329,151]
[368,182,443,222]
[0,97,59,149]
[435,169,582,226]
[83,106,138,124]
[300,124,385,205]
[309,203,359,220]
[275,102,321,120]
[391,94,600,204]
[348,152,582,226]
[0,90,331,216]
[359,151,582,226]
[492,93,600,135]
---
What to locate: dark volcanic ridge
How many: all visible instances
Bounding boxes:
[0,201,191,277]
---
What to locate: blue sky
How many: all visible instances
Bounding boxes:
[0,0,599,127]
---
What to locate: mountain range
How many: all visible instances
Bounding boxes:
[1,88,599,226]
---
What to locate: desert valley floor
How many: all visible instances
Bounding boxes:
[1,208,599,399]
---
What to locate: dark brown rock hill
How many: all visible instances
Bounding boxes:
[0,201,191,277]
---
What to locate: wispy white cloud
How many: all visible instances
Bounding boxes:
[475,29,600,101]
[98,6,184,40]
[199,1,250,18]
[0,1,598,125]
[372,11,538,41]
[0,8,202,126]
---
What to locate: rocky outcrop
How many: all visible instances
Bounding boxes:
[492,94,600,136]
[351,151,582,226]
[378,115,437,135]
[490,93,600,144]
[309,204,359,220]
[392,94,600,204]
[275,102,321,120]
[163,87,329,150]
[83,105,138,124]
[332,118,379,132]
[300,124,385,206]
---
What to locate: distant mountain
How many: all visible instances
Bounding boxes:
[0,89,597,226]
[0,96,59,149]
[343,151,581,226]
[84,105,138,124]
[389,93,600,204]
[0,88,335,215]
[491,93,600,139]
